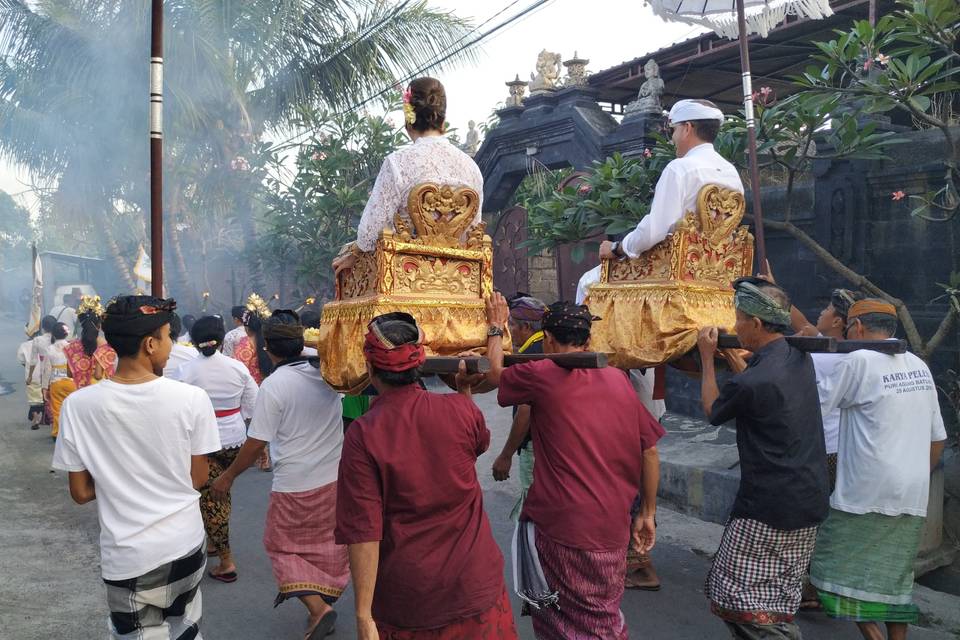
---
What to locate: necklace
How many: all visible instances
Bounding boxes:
[110,373,157,384]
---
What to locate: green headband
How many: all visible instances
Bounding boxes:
[734,280,792,327]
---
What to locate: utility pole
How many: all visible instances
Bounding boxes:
[150,0,163,296]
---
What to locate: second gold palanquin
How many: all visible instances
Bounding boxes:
[318,183,506,393]
[587,184,754,369]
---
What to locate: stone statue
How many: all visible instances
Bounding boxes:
[505,75,528,108]
[625,59,665,117]
[465,120,480,156]
[529,50,562,93]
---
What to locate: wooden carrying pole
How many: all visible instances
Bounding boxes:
[420,352,608,375]
[735,0,768,272]
[717,334,908,354]
[149,0,163,297]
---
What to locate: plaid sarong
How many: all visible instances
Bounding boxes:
[810,508,923,622]
[706,517,818,624]
[263,482,350,606]
[103,543,205,640]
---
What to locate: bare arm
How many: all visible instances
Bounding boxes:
[68,470,96,504]
[190,455,209,490]
[492,405,531,481]
[349,541,381,640]
[698,327,720,418]
[931,440,946,472]
[631,446,660,553]
[210,437,268,499]
[482,293,510,388]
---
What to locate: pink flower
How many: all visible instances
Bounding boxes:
[891,190,906,201]
[230,156,250,171]
[402,88,412,104]
[760,86,772,98]
[577,184,592,195]
[643,148,653,159]
[385,116,397,128]
[310,151,327,162]
[863,58,874,72]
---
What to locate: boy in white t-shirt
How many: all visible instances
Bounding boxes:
[52,295,221,640]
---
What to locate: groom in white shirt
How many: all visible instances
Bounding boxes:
[598,98,743,263]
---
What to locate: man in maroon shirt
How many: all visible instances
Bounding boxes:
[484,294,664,640]
[335,312,519,640]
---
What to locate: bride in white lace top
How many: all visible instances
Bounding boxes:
[332,77,483,274]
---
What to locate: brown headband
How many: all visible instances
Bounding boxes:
[848,300,896,319]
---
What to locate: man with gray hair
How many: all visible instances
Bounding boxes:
[599,98,742,261]
[810,299,947,640]
[698,277,829,639]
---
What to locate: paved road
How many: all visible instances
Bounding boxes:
[0,315,954,639]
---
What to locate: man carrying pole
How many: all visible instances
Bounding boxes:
[483,293,664,639]
[698,277,830,639]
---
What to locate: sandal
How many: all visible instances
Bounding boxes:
[207,570,238,583]
[799,599,823,611]
[306,610,337,639]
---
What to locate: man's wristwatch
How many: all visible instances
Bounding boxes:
[487,325,504,338]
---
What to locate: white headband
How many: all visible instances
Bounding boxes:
[668,99,725,124]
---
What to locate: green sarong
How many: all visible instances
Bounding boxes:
[509,444,535,521]
[810,508,924,623]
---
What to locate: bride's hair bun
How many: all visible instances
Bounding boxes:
[407,77,446,133]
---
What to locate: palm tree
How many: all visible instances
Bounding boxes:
[0,0,475,303]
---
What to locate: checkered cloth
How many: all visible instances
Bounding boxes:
[103,543,205,640]
[705,517,818,624]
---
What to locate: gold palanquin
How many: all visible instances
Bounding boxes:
[587,184,754,369]
[318,183,498,393]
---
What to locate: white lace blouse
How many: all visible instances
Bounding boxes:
[354,136,484,251]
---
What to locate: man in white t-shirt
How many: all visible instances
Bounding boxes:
[52,295,221,640]
[212,310,348,638]
[810,299,947,639]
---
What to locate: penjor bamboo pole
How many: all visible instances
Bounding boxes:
[735,0,768,273]
[150,0,163,297]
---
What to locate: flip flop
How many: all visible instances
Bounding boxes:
[306,610,337,640]
[207,570,237,584]
[799,599,823,611]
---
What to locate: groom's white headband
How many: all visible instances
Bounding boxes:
[668,99,725,124]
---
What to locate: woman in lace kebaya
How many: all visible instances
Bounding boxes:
[331,77,484,275]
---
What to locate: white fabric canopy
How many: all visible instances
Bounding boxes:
[647,0,833,39]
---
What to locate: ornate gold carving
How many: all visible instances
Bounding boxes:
[697,185,745,246]
[392,256,481,296]
[403,184,481,248]
[337,251,377,299]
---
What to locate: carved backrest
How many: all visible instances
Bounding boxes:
[604,184,753,285]
[394,183,484,249]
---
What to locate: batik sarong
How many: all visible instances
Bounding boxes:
[530,529,628,640]
[810,508,923,623]
[705,517,817,626]
[102,542,205,640]
[376,584,519,639]
[200,447,241,557]
[263,481,350,606]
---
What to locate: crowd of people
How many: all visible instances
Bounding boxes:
[11,75,949,640]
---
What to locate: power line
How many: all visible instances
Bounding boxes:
[340,0,556,118]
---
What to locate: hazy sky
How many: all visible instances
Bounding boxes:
[0,0,703,210]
